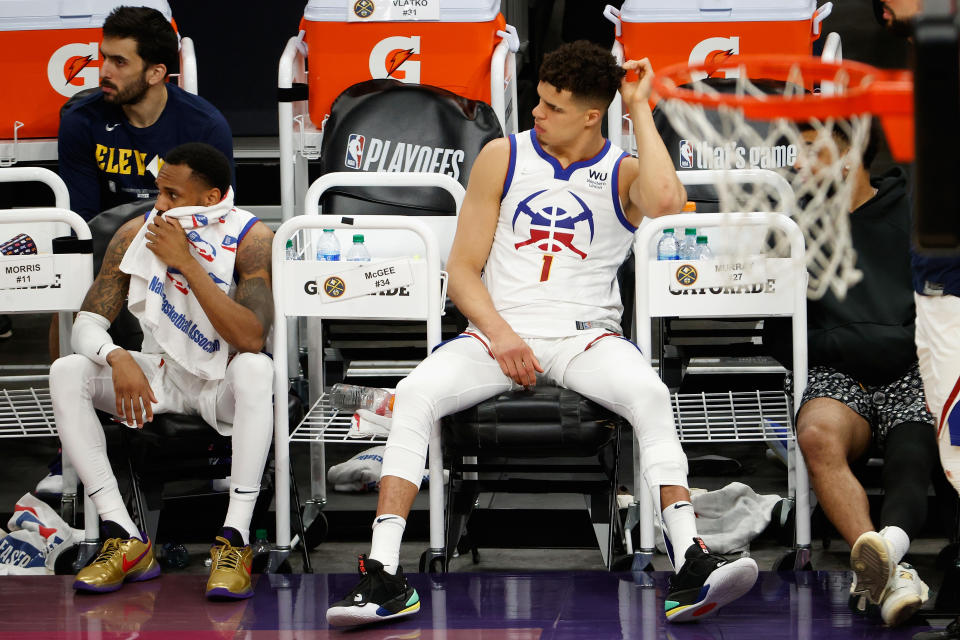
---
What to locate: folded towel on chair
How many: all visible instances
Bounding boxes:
[119,188,258,380]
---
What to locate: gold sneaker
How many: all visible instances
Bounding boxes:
[73,536,160,593]
[206,536,254,600]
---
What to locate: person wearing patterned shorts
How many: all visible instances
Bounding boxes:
[767,120,939,627]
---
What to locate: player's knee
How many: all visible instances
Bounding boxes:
[641,441,688,488]
[796,421,841,464]
[50,353,92,395]
[394,374,433,409]
[228,352,274,393]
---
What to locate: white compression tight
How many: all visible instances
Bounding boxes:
[51,351,274,542]
[381,331,688,496]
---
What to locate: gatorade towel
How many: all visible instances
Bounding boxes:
[0,493,82,574]
[0,234,37,255]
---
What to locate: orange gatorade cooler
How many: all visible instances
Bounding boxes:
[0,0,173,140]
[608,0,832,77]
[302,0,507,128]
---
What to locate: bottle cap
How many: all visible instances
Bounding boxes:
[323,228,334,232]
[685,228,697,235]
[696,236,708,243]
[353,234,364,243]
[682,201,697,212]
[255,528,268,539]
[663,228,674,233]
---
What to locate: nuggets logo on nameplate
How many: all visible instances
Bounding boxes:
[316,259,414,303]
[676,264,698,287]
[353,0,375,18]
[324,276,346,298]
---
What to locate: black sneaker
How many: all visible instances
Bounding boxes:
[665,537,758,622]
[326,555,420,628]
[0,315,11,340]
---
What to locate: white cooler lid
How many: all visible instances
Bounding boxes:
[304,0,500,22]
[619,0,819,23]
[0,0,172,31]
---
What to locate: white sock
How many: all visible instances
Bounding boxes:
[370,514,406,575]
[662,501,698,571]
[223,482,259,545]
[94,482,140,539]
[880,525,910,566]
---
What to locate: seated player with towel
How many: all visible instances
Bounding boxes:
[50,143,275,600]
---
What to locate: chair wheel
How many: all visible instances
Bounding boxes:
[53,544,79,575]
[303,512,329,552]
[419,550,446,574]
[773,550,812,571]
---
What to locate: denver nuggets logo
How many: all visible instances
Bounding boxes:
[324,276,346,298]
[353,0,375,18]
[512,190,595,259]
[676,264,698,286]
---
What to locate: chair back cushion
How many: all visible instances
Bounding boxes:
[442,385,620,457]
[318,78,502,215]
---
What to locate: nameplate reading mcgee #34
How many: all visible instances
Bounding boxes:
[318,258,414,303]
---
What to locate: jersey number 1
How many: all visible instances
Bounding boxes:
[540,255,554,282]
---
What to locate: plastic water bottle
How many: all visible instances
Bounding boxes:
[160,542,190,569]
[330,383,394,416]
[285,239,299,261]
[696,236,713,259]
[679,228,699,260]
[251,529,271,556]
[656,228,679,261]
[317,229,341,261]
[345,234,371,262]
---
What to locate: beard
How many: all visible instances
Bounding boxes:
[101,72,150,106]
[886,15,914,37]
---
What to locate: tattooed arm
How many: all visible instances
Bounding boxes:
[77,217,160,427]
[162,219,274,353]
[80,217,141,319]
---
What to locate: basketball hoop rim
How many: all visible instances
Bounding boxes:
[652,55,914,122]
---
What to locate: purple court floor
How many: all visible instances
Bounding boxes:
[0,571,942,639]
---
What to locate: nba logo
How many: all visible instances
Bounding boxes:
[345,134,365,169]
[679,140,693,169]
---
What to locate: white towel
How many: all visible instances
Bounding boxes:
[326,445,442,492]
[0,493,82,575]
[348,410,393,438]
[120,188,257,380]
[652,482,782,554]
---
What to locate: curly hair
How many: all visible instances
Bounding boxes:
[103,6,179,75]
[539,40,625,108]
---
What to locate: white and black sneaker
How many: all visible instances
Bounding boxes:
[880,563,929,627]
[326,555,420,628]
[665,537,759,622]
[851,530,897,605]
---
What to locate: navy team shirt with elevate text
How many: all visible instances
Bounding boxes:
[57,83,234,221]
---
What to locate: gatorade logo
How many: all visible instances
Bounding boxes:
[688,37,740,81]
[47,42,100,97]
[369,36,420,82]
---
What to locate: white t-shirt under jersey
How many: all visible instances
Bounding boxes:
[479,130,635,338]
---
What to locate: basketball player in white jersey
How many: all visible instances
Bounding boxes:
[326,41,758,628]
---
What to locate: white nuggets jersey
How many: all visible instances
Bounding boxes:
[482,130,635,338]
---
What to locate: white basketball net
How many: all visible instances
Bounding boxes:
[656,68,873,300]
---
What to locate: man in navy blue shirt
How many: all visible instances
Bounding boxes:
[58,6,234,222]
